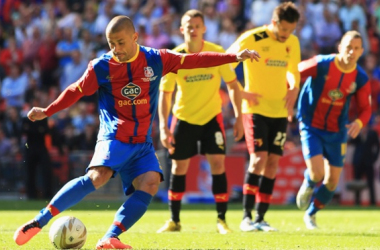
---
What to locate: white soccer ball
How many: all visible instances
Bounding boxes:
[49,216,87,249]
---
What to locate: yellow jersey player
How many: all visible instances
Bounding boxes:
[157,9,246,234]
[227,1,301,232]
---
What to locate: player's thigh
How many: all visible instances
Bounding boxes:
[323,141,346,167]
[266,116,287,155]
[120,142,163,195]
[243,114,255,154]
[246,114,269,153]
[200,113,226,155]
[170,118,200,160]
[323,164,343,189]
[300,127,324,161]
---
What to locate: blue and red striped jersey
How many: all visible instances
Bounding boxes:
[44,45,238,143]
[297,54,371,132]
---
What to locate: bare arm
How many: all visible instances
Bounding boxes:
[158,90,175,154]
[226,80,244,141]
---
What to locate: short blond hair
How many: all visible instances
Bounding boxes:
[181,9,204,26]
[341,30,362,42]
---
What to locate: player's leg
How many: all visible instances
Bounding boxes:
[14,140,120,246]
[207,154,230,234]
[201,113,231,234]
[157,118,199,233]
[253,153,280,232]
[297,126,325,210]
[303,135,345,229]
[97,142,163,249]
[252,116,287,232]
[240,114,268,232]
[14,166,112,245]
[305,163,342,229]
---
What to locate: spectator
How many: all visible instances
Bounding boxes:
[250,0,279,27]
[71,102,96,134]
[56,27,80,68]
[0,127,13,157]
[37,31,58,90]
[201,1,220,44]
[59,50,87,92]
[78,29,96,62]
[2,106,22,146]
[73,123,97,151]
[0,37,23,75]
[339,0,367,33]
[219,18,238,50]
[22,95,53,199]
[1,64,28,109]
[81,1,98,36]
[314,8,342,55]
[144,19,171,49]
[351,125,379,206]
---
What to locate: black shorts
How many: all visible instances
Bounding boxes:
[169,113,226,160]
[243,114,288,155]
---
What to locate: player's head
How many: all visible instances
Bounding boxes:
[338,30,364,66]
[180,9,206,44]
[106,15,138,62]
[271,2,300,43]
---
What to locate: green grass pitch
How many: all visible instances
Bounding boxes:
[0,201,379,249]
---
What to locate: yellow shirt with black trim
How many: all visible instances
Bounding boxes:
[227,25,301,118]
[160,41,237,125]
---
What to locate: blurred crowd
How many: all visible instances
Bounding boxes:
[1,0,380,162]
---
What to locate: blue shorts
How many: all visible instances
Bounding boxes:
[299,123,347,167]
[87,140,163,195]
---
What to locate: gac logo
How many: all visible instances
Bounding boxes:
[121,82,141,100]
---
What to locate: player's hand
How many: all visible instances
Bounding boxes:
[236,49,260,62]
[27,107,47,122]
[160,127,175,154]
[346,120,362,138]
[233,116,244,141]
[242,92,262,106]
[284,87,299,122]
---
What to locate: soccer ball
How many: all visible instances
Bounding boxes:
[49,216,87,249]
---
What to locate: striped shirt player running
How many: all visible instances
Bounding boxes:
[296,30,371,229]
[13,16,260,249]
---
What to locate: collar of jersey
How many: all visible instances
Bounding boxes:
[185,40,205,53]
[334,56,356,73]
[112,45,140,63]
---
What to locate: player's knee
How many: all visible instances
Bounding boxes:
[248,154,267,173]
[324,178,339,191]
[171,160,189,175]
[87,166,113,189]
[138,180,160,195]
[134,171,161,195]
[210,161,225,174]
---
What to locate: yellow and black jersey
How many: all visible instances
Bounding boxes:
[227,25,301,118]
[160,41,237,125]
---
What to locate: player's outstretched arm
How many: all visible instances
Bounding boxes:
[27,107,47,122]
[162,49,261,75]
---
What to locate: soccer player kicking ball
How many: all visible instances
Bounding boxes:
[296,30,371,229]
[156,9,244,235]
[13,16,260,249]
